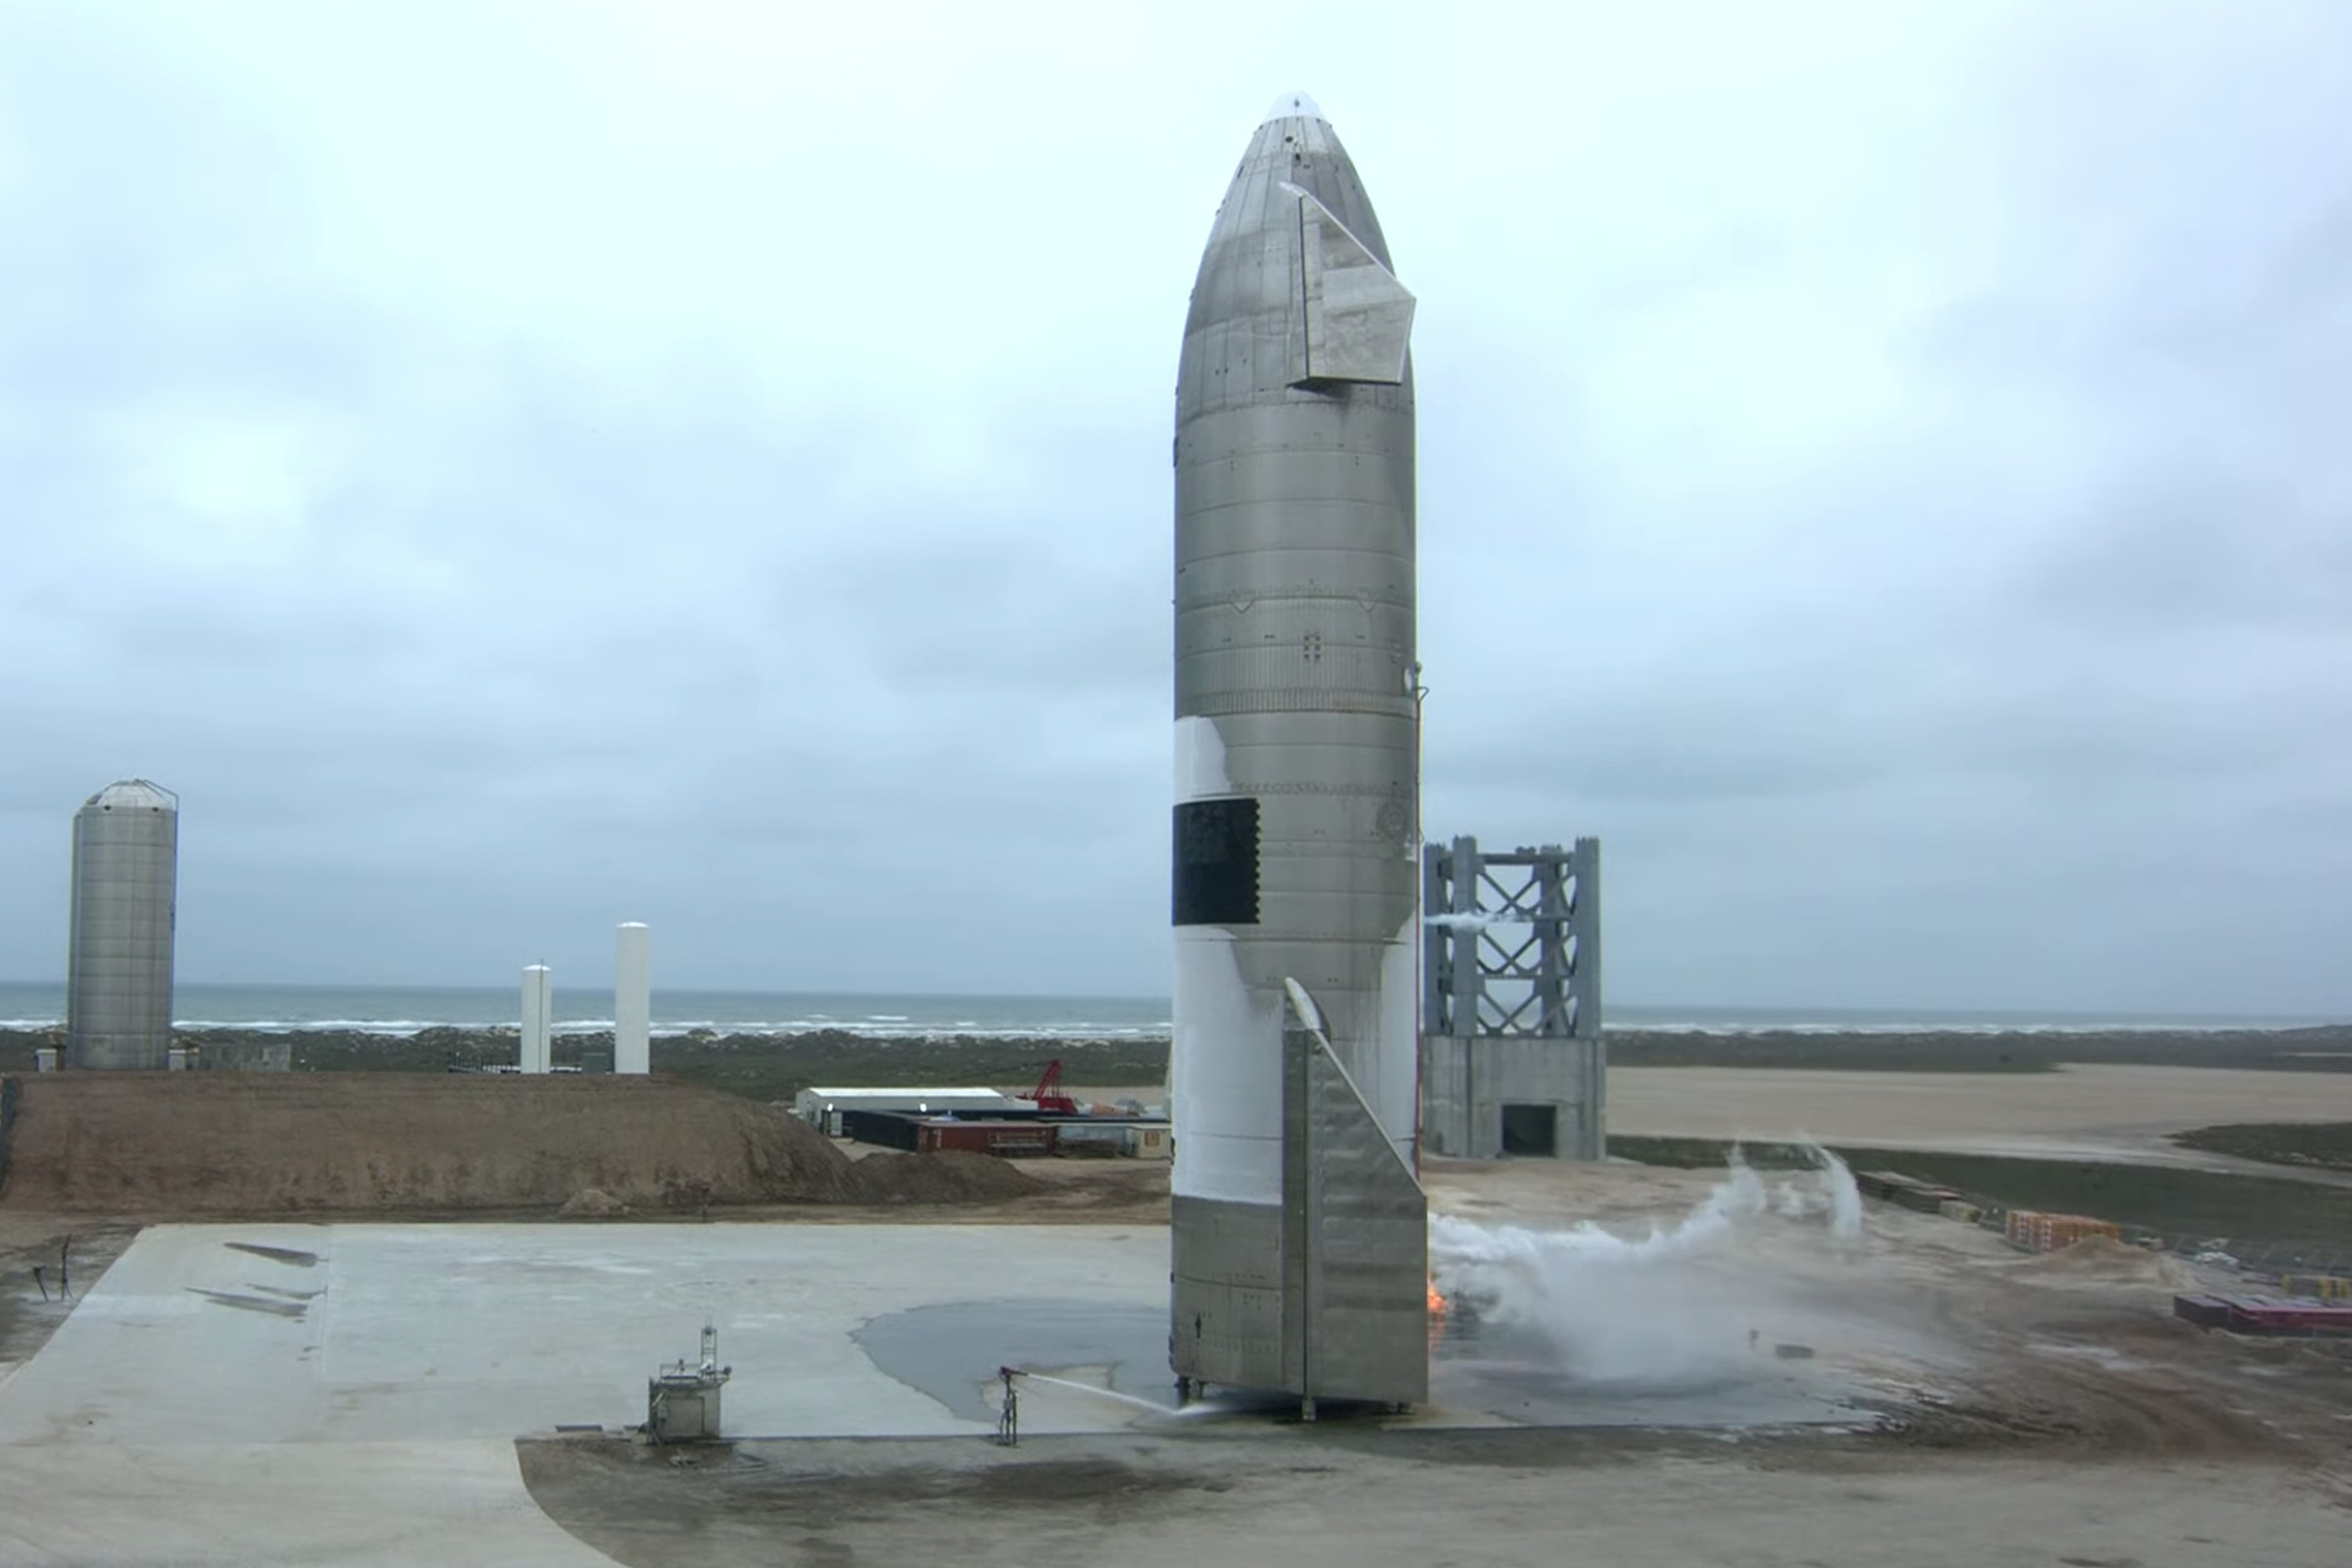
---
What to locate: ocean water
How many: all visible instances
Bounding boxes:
[0,982,1170,1039]
[0,981,2331,1039]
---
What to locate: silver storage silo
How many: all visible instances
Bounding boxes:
[65,780,179,1070]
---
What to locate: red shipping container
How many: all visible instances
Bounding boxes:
[2222,1298,2352,1336]
[912,1119,1057,1157]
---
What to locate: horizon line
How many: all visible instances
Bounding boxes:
[0,977,2340,1025]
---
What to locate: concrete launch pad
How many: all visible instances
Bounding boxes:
[0,1221,1882,1453]
[0,1224,1157,1565]
[3,1173,2344,1567]
[0,1224,1174,1447]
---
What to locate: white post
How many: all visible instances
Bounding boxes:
[614,922,651,1075]
[521,964,552,1074]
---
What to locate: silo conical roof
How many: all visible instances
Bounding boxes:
[82,779,177,811]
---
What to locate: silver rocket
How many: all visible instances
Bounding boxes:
[1170,92,1427,1409]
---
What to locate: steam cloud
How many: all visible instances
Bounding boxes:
[1430,1144,1864,1389]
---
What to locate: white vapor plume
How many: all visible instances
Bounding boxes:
[1430,1143,1864,1389]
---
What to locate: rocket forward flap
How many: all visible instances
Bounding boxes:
[1285,187,1415,386]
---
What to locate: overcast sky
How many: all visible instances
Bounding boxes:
[2,1,2347,1012]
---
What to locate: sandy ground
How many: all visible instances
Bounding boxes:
[1092,1062,2352,1180]
[1609,1063,2352,1178]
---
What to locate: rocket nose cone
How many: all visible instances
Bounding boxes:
[1261,90,1326,124]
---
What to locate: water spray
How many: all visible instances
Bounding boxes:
[994,1367,1217,1434]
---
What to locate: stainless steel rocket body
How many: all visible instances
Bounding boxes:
[1170,95,1427,1406]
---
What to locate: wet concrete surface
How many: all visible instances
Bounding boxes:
[0,1223,1181,1446]
[0,1208,1952,1565]
[1,1220,1908,1452]
[863,1291,1880,1433]
[224,1241,320,1267]
[856,1298,1173,1424]
[1429,1308,1870,1429]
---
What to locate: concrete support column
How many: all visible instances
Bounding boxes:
[520,965,552,1074]
[614,924,651,1076]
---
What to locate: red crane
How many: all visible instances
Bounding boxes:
[1027,1058,1080,1115]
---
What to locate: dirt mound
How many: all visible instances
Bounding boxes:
[848,1149,1040,1205]
[0,1073,874,1214]
[0,1073,1052,1216]
[2000,1235,2202,1291]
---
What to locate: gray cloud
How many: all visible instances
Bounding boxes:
[2,1,2348,1012]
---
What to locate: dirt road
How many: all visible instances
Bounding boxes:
[522,1433,2352,1568]
[1609,1063,2352,1178]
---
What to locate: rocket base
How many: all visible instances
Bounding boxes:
[1171,1023,1429,1408]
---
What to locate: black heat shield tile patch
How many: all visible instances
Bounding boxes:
[1173,797,1259,926]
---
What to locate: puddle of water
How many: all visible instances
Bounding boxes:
[1429,1304,1867,1427]
[853,1147,1899,1438]
[185,1288,308,1320]
[224,1244,319,1268]
[853,1296,1872,1434]
[854,1299,1173,1425]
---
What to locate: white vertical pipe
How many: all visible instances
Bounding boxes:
[614,922,651,1075]
[521,964,552,1074]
